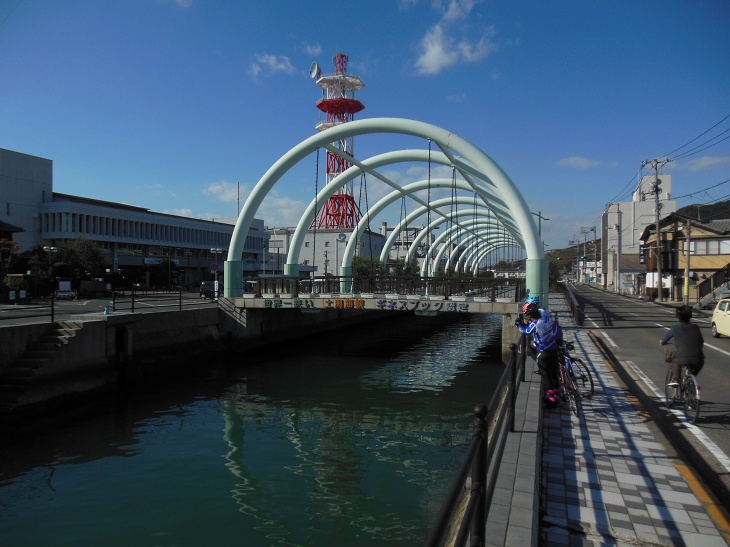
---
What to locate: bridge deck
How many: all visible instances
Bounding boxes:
[231,294,520,315]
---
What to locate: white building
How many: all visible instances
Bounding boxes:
[1,147,269,287]
[266,226,386,276]
[601,174,676,293]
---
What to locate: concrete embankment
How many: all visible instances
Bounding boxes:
[0,305,382,421]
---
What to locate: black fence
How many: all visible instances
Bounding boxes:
[424,338,527,546]
[0,289,215,324]
[110,288,215,313]
[0,298,56,323]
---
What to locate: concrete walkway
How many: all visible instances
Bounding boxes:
[539,295,727,546]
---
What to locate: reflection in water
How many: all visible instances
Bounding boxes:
[218,313,504,545]
[1,313,504,546]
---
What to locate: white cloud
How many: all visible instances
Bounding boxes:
[167,208,194,217]
[258,190,308,227]
[557,156,603,170]
[683,155,730,172]
[415,25,459,75]
[159,0,192,8]
[458,27,497,62]
[442,0,478,22]
[248,54,297,82]
[414,1,496,76]
[303,43,322,56]
[202,181,247,203]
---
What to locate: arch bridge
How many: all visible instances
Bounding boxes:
[222,118,547,315]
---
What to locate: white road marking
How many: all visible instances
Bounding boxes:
[656,323,730,356]
[625,359,730,474]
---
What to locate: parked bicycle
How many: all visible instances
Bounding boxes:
[664,350,701,424]
[557,340,595,416]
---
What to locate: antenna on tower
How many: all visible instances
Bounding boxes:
[309,62,321,79]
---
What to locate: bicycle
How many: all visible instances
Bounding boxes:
[557,341,595,416]
[664,356,701,424]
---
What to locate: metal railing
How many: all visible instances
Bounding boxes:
[111,288,214,313]
[695,262,730,304]
[249,275,524,302]
[0,296,57,323]
[424,339,527,547]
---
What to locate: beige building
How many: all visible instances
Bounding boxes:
[640,213,730,303]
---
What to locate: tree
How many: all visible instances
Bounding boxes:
[56,237,108,279]
[392,257,420,276]
[548,255,562,291]
[351,256,385,276]
[0,237,20,287]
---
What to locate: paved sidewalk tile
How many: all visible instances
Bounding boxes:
[540,296,726,546]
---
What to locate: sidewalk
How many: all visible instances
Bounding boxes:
[540,295,728,545]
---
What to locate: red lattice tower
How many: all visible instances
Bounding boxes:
[310,52,365,229]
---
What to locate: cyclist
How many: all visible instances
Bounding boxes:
[517,301,563,406]
[660,305,704,387]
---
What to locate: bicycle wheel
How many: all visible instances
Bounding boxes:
[664,365,677,408]
[564,371,580,417]
[683,376,701,424]
[570,358,594,399]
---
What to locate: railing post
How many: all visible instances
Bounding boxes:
[470,403,488,547]
[50,292,55,323]
[131,289,136,312]
[112,291,116,312]
[179,288,183,310]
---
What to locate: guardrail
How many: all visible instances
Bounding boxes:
[562,284,584,326]
[424,338,527,546]
[111,289,213,312]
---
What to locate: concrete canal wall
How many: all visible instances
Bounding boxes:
[0,306,384,419]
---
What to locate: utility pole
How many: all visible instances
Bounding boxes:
[684,219,692,305]
[615,203,622,294]
[642,158,670,302]
[570,239,579,282]
[580,226,595,283]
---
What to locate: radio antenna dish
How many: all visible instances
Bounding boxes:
[309,62,321,79]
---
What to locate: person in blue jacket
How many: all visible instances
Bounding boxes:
[517,302,563,405]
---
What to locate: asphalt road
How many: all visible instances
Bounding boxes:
[569,283,730,505]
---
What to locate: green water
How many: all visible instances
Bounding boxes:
[0,314,505,546]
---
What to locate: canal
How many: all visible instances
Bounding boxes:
[0,312,506,546]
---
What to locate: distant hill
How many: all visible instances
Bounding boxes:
[677,199,730,221]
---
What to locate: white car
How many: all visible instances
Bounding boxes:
[711,298,730,338]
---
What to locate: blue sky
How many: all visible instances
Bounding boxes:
[2,0,729,251]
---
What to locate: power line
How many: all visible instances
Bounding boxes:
[670,130,730,161]
[670,178,730,201]
[0,0,23,30]
[662,114,730,158]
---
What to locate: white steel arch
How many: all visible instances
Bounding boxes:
[225,118,545,302]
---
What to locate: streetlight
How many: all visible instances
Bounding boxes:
[532,211,549,237]
[210,248,224,300]
[43,246,57,284]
